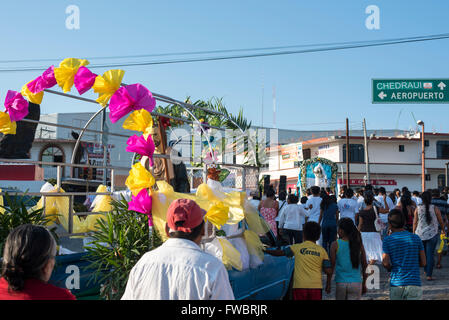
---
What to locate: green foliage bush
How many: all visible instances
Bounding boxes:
[84,196,162,300]
[0,192,58,253]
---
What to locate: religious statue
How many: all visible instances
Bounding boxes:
[313,162,328,188]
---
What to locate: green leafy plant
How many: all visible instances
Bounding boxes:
[0,192,58,253]
[84,196,162,300]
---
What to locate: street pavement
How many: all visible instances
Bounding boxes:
[323,251,449,300]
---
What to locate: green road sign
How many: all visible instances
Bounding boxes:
[372,79,449,103]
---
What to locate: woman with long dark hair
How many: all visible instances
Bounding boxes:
[0,224,75,300]
[357,191,388,265]
[319,193,339,255]
[328,218,368,300]
[413,191,445,281]
[396,193,415,232]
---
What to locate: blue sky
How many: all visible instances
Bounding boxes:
[1,0,449,133]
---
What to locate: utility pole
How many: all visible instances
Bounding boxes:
[272,85,276,128]
[417,120,425,192]
[346,118,350,187]
[445,162,449,188]
[261,83,264,128]
[363,118,370,185]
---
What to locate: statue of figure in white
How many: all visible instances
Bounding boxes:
[313,163,328,188]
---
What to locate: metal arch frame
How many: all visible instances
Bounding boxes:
[44,83,258,170]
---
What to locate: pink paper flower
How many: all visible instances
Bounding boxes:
[204,150,219,165]
[126,134,155,166]
[109,83,156,123]
[74,66,97,95]
[27,66,57,94]
[4,90,29,122]
[128,188,153,226]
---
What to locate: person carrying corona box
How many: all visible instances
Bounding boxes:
[121,198,235,300]
[265,221,332,300]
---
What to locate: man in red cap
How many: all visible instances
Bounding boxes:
[121,198,235,300]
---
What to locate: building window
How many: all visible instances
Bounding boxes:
[40,145,65,166]
[342,144,365,163]
[399,145,405,152]
[303,148,311,160]
[425,140,430,147]
[425,174,431,181]
[437,141,449,159]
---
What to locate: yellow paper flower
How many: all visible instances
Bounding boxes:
[0,111,16,135]
[125,162,155,196]
[204,201,229,230]
[21,82,44,104]
[54,58,89,93]
[122,109,153,135]
[218,238,242,271]
[244,229,265,262]
[92,69,125,107]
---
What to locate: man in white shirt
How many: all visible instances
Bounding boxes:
[412,191,423,206]
[305,186,322,223]
[278,194,307,244]
[337,188,359,223]
[121,198,235,300]
[305,186,323,245]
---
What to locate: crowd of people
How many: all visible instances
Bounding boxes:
[259,183,449,300]
[0,183,448,301]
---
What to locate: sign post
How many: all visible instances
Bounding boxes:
[372,79,449,104]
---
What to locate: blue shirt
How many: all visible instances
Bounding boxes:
[322,203,338,227]
[382,231,424,287]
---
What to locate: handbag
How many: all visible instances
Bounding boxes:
[373,205,385,232]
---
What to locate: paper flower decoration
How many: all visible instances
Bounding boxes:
[160,116,171,128]
[126,134,155,166]
[74,66,97,95]
[27,66,57,94]
[92,69,125,107]
[4,90,29,122]
[128,188,153,227]
[109,83,156,123]
[204,201,229,230]
[122,109,154,134]
[21,82,44,105]
[54,58,90,93]
[204,150,219,165]
[0,111,16,135]
[125,162,155,196]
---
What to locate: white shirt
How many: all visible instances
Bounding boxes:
[305,196,322,222]
[121,238,235,300]
[356,196,365,210]
[337,198,359,222]
[276,200,288,222]
[375,195,395,210]
[279,203,307,231]
[375,195,394,223]
[412,196,423,206]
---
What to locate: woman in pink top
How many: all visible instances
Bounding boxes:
[258,187,279,237]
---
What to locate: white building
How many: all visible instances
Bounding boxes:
[263,131,449,193]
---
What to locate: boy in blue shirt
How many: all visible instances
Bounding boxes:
[382,209,426,300]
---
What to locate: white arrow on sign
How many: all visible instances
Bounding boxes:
[378,91,387,100]
[438,82,446,90]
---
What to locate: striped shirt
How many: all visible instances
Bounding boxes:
[382,231,424,287]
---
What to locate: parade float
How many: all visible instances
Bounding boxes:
[297,157,339,195]
[0,58,293,300]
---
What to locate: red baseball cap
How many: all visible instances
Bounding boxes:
[166,199,206,233]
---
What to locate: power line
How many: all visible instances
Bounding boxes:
[0,32,445,64]
[0,33,448,72]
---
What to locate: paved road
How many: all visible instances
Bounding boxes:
[323,251,449,300]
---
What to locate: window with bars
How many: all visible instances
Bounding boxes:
[342,144,365,163]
